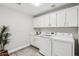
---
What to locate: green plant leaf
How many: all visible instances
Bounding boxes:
[0,25,11,50]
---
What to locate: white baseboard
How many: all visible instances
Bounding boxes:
[8,44,30,54]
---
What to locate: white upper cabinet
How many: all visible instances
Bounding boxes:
[33,17,39,27]
[65,6,78,27]
[40,14,49,27]
[33,6,78,28]
[33,14,49,27]
[37,16,44,27]
[56,10,66,27]
[50,12,57,27]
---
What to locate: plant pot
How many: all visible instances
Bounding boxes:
[0,50,9,56]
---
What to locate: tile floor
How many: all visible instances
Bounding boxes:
[10,46,42,56]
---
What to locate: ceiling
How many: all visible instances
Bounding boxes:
[0,3,77,16]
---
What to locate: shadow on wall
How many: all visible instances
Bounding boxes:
[75,39,79,56]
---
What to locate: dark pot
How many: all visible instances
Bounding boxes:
[0,50,9,56]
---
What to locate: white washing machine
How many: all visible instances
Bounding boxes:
[51,33,74,56]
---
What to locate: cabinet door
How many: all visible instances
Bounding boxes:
[33,18,37,27]
[66,6,78,27]
[56,10,66,27]
[42,14,50,27]
[33,17,40,27]
[39,38,51,56]
[32,36,41,48]
[39,15,49,27]
[50,12,57,27]
[33,15,49,27]
[37,16,44,27]
[52,40,73,56]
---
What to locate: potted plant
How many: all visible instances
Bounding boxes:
[0,25,11,56]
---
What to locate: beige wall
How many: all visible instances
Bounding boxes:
[0,5,33,52]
